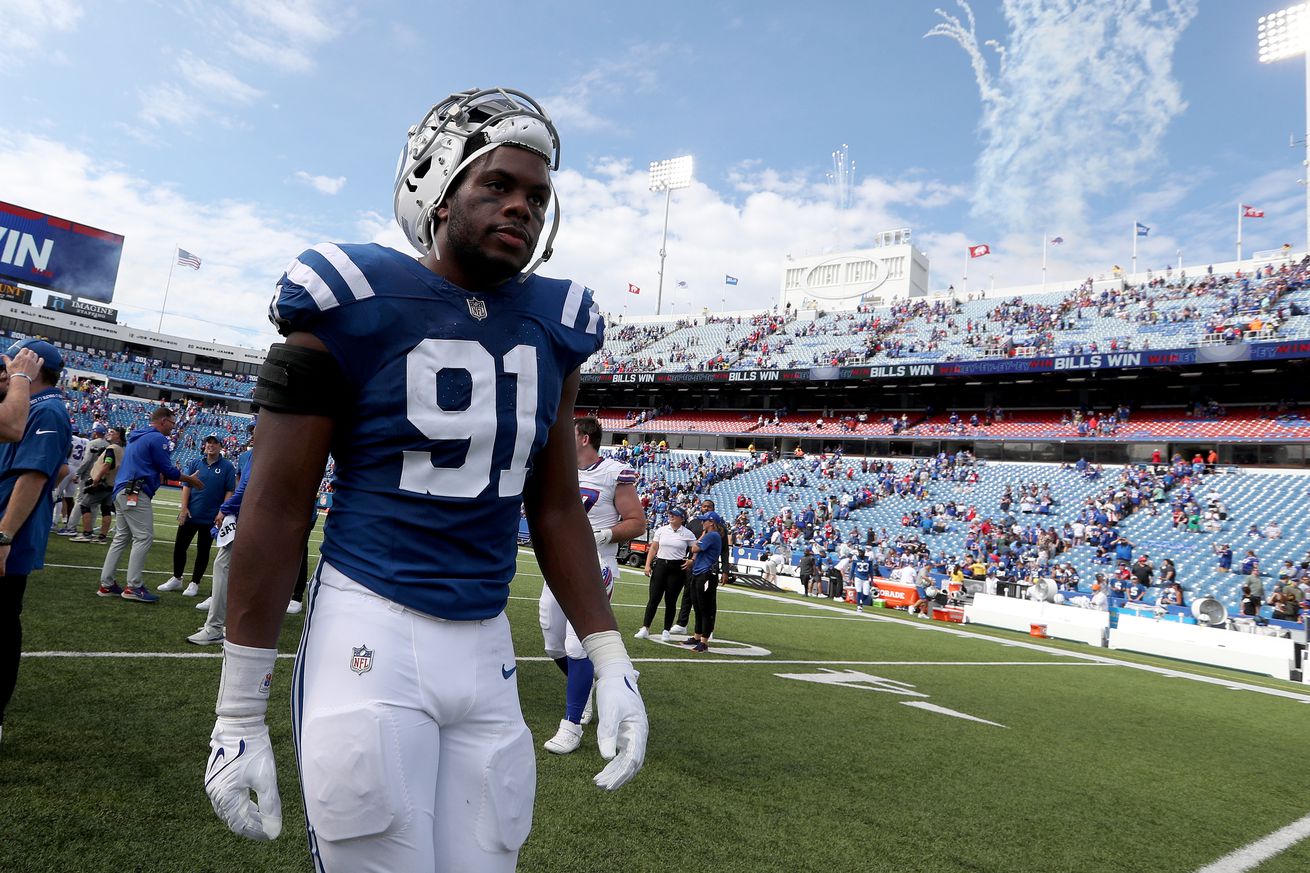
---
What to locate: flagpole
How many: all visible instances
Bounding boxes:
[1236,203,1243,265]
[1131,221,1137,278]
[1041,229,1048,294]
[158,245,177,333]
[963,246,968,296]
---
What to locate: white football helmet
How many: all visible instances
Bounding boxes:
[393,87,561,281]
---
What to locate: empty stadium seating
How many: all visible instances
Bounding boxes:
[619,448,1308,622]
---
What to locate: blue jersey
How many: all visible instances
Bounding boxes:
[0,389,70,574]
[270,242,603,619]
[183,456,237,522]
[852,558,873,582]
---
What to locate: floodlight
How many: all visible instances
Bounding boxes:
[1257,4,1310,253]
[648,155,695,314]
[648,156,693,191]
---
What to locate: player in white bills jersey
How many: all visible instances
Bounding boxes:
[202,88,647,873]
[539,416,645,754]
[53,430,88,533]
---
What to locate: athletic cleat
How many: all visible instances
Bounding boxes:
[543,719,583,755]
[182,582,199,598]
[94,535,108,544]
[681,637,700,646]
[96,583,123,598]
[633,627,649,640]
[187,627,225,645]
[286,600,303,615]
[195,597,212,611]
[157,577,184,592]
[121,586,159,603]
[69,532,96,543]
[669,624,687,634]
[661,630,672,642]
[692,642,709,653]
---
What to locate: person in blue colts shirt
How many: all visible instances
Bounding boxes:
[201,87,648,873]
[159,434,236,598]
[97,406,205,603]
[0,340,71,748]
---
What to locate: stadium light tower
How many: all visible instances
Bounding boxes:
[649,155,693,316]
[1258,4,1310,255]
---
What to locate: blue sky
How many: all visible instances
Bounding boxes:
[0,0,1304,347]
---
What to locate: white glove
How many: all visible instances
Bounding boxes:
[582,630,647,791]
[593,528,613,547]
[206,716,283,840]
[205,641,282,840]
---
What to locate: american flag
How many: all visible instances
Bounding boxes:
[176,249,202,270]
[1050,236,1064,246]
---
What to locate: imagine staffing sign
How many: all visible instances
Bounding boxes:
[0,201,124,303]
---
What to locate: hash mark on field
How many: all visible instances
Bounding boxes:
[1193,811,1310,872]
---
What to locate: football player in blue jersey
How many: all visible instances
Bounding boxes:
[203,88,647,872]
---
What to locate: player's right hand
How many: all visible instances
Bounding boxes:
[205,715,283,840]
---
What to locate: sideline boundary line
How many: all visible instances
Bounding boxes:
[693,574,1310,704]
[1193,811,1310,872]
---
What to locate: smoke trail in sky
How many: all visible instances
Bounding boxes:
[926,0,1198,233]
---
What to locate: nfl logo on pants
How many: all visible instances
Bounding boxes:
[350,644,374,675]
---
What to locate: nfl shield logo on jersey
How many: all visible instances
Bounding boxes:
[350,644,374,675]
[467,298,488,320]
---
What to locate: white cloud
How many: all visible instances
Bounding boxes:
[926,0,1198,235]
[138,1,345,129]
[0,133,322,348]
[176,52,263,105]
[138,83,208,129]
[0,0,82,73]
[294,170,347,195]
[545,43,677,134]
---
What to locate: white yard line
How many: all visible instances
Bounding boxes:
[20,651,1114,666]
[1193,812,1310,873]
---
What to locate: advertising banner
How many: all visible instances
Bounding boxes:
[0,202,124,302]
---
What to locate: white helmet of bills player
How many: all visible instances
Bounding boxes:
[393,87,562,281]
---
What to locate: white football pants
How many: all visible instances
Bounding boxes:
[539,557,616,660]
[292,561,534,873]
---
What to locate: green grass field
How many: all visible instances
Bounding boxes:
[2,489,1308,872]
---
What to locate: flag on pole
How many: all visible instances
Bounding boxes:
[1049,236,1064,246]
[1135,223,1150,237]
[627,283,641,295]
[176,248,202,270]
[1242,205,1265,218]
[724,275,739,285]
[968,244,990,258]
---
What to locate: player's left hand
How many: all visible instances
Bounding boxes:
[593,528,613,548]
[205,716,283,840]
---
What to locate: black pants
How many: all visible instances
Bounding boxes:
[643,559,684,630]
[0,574,30,727]
[691,571,718,638]
[173,521,214,584]
[675,567,695,627]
